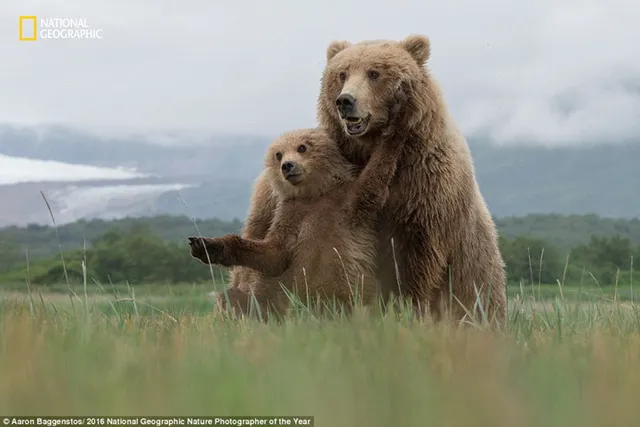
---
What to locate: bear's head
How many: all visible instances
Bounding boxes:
[264,128,355,200]
[318,34,433,144]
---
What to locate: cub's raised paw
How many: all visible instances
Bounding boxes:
[187,236,207,263]
[187,236,224,264]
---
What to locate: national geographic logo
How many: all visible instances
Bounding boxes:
[19,16,103,41]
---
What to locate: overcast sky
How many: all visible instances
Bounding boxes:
[1,0,638,146]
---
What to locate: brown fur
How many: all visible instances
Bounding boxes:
[189,127,405,319]
[225,170,279,293]
[228,35,507,324]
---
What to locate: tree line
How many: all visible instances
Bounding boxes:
[0,214,638,287]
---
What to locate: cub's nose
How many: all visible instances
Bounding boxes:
[335,93,356,117]
[281,161,296,174]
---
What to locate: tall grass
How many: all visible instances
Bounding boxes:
[1,292,640,425]
[1,193,638,425]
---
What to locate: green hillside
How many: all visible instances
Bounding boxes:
[1,214,638,289]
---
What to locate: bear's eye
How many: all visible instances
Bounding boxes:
[338,72,347,82]
[275,152,282,161]
[368,70,380,80]
[297,144,307,153]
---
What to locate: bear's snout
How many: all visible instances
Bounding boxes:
[336,93,356,118]
[281,161,298,175]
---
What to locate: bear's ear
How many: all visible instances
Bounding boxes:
[400,35,431,65]
[326,40,351,61]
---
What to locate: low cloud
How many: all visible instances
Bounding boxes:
[2,0,638,145]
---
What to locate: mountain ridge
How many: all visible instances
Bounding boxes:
[0,123,638,227]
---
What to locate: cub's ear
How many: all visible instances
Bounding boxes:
[326,40,351,61]
[400,35,431,65]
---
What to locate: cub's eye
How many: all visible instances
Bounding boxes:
[338,72,347,82]
[368,70,380,80]
[297,144,307,153]
[275,152,282,161]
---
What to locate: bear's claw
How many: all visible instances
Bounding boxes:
[188,236,209,263]
[188,236,227,265]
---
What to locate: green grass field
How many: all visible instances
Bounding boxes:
[1,281,639,426]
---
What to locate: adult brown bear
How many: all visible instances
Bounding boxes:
[227,35,507,323]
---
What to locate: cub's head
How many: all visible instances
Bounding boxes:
[319,34,432,139]
[265,128,354,200]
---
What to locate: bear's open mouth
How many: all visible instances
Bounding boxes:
[343,115,370,136]
[285,173,303,185]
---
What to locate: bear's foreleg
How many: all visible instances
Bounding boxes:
[348,107,408,228]
[190,234,290,278]
[349,142,404,228]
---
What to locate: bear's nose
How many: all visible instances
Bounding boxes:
[335,93,356,117]
[281,161,295,174]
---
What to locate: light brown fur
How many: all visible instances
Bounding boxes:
[225,170,279,293]
[228,35,507,324]
[189,127,405,319]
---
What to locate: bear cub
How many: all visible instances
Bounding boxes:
[188,127,404,318]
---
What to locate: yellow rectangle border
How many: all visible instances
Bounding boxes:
[19,16,37,41]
